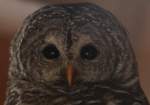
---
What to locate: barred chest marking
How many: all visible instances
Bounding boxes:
[20,83,141,105]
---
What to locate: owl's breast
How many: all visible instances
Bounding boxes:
[48,87,102,105]
[48,83,141,105]
[20,82,141,105]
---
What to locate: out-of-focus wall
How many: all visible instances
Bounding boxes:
[0,0,150,104]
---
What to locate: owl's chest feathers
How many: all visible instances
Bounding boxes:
[7,79,143,105]
[19,81,138,105]
[19,82,104,105]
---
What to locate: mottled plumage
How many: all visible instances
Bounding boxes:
[5,3,149,105]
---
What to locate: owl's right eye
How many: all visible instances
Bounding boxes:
[42,44,60,59]
[80,44,98,60]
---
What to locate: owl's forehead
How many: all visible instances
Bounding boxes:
[23,3,121,50]
[25,3,112,34]
[24,5,105,46]
[45,30,93,46]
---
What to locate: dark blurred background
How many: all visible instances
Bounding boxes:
[0,0,150,104]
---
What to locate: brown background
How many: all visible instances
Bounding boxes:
[0,0,150,105]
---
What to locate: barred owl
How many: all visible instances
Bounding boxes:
[4,3,149,105]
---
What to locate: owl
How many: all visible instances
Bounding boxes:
[4,3,149,105]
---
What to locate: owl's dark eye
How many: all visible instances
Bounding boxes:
[42,44,60,59]
[80,44,98,60]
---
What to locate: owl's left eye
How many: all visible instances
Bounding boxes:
[42,44,60,59]
[80,44,98,60]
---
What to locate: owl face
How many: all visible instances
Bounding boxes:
[7,3,149,105]
[11,3,135,88]
[20,23,113,85]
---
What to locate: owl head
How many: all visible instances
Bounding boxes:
[9,3,138,89]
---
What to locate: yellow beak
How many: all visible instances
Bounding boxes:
[66,64,74,87]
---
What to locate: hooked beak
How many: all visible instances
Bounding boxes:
[66,64,74,87]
